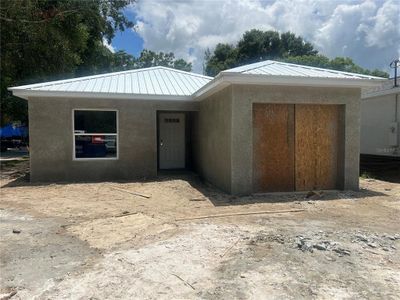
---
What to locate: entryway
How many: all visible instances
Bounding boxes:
[253,103,344,192]
[158,112,186,169]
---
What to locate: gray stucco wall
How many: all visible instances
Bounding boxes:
[193,87,232,192]
[28,97,197,182]
[28,84,362,195]
[230,84,361,195]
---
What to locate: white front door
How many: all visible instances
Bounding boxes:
[159,113,185,169]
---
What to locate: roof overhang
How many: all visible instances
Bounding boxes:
[10,72,387,102]
[8,88,194,101]
[362,87,400,99]
[194,73,386,100]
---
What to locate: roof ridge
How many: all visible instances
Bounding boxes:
[156,66,213,79]
[239,60,274,73]
[222,60,275,74]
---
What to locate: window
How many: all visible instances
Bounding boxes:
[73,110,118,159]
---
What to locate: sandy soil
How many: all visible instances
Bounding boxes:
[0,159,399,299]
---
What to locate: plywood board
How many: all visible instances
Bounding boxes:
[253,104,295,192]
[295,105,342,191]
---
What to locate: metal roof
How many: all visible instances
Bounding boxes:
[193,60,386,99]
[10,60,386,101]
[222,60,383,80]
[10,66,212,100]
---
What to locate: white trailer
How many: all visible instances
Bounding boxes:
[361,78,400,158]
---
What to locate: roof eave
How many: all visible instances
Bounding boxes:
[194,73,387,99]
[222,73,386,87]
[9,89,194,101]
[362,87,400,99]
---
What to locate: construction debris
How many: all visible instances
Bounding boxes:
[171,273,195,290]
[176,209,305,221]
[189,198,207,201]
[0,290,17,300]
[305,190,324,200]
[220,238,241,258]
[250,229,399,259]
[110,186,151,199]
[113,212,139,218]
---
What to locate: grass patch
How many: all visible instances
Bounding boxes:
[0,159,28,169]
[360,171,376,179]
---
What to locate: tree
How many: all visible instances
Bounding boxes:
[204,29,388,78]
[283,55,389,78]
[204,44,237,76]
[280,32,317,57]
[281,55,331,69]
[237,30,281,64]
[205,30,318,76]
[133,50,192,71]
[1,0,135,125]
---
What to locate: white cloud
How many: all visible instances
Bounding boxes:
[103,37,116,53]
[131,0,400,74]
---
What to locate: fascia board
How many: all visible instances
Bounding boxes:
[362,87,400,99]
[9,89,193,101]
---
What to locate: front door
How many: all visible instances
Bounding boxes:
[158,112,185,169]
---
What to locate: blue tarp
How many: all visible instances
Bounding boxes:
[0,124,28,138]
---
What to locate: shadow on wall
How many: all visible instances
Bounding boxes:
[1,169,386,205]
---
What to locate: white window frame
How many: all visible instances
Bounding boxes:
[72,108,119,161]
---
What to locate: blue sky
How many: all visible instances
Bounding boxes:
[109,0,399,75]
[110,9,143,57]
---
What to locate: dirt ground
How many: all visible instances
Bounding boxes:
[0,158,399,299]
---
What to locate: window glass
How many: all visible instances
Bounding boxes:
[75,135,117,158]
[74,110,116,133]
[73,110,117,159]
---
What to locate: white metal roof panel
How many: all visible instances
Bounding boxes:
[223,60,383,80]
[10,66,212,98]
[10,60,385,101]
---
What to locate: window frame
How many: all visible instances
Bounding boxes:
[72,108,119,161]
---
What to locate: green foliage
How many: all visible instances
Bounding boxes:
[282,56,389,78]
[204,29,389,78]
[280,32,318,57]
[132,49,192,71]
[280,55,331,68]
[205,30,318,75]
[1,1,193,124]
[204,44,237,76]
[1,0,136,125]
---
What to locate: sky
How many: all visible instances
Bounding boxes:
[108,0,400,75]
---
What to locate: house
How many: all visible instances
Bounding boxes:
[9,60,385,195]
[361,77,400,158]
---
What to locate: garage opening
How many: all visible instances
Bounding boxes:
[253,103,345,193]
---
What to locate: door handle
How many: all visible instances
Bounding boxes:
[160,139,164,146]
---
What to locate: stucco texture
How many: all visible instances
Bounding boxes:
[28,97,197,182]
[28,84,361,196]
[230,84,361,194]
[192,87,232,192]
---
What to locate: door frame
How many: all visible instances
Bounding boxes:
[156,111,188,170]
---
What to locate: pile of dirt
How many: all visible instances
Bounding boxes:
[67,212,178,249]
